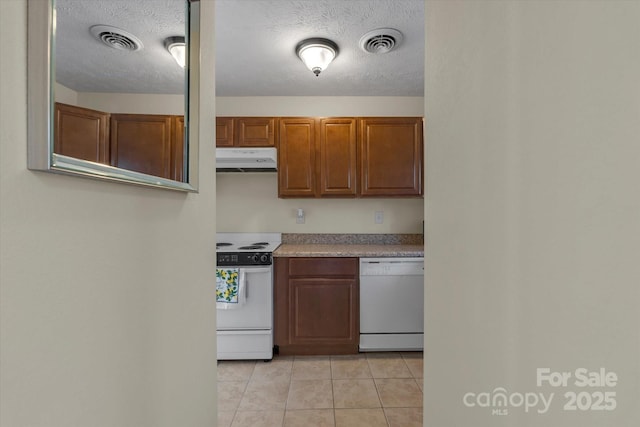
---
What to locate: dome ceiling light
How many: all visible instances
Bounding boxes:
[296,38,339,77]
[164,36,186,68]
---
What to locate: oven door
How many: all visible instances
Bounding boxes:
[216,266,273,330]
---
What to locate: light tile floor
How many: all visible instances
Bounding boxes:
[217,352,423,427]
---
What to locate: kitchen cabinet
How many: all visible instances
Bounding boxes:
[359,117,423,196]
[274,257,359,355]
[278,118,317,197]
[110,114,183,180]
[318,118,358,197]
[172,116,185,182]
[54,102,109,163]
[216,117,277,147]
[54,103,185,181]
[278,117,357,198]
[216,117,234,147]
[277,116,423,198]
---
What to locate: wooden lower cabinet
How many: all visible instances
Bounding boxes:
[54,102,109,163]
[274,257,359,355]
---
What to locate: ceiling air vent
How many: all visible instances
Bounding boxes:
[359,28,403,54]
[89,25,144,51]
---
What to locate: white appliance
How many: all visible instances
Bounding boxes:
[359,257,424,351]
[216,232,281,360]
[216,147,277,172]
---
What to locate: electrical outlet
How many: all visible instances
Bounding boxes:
[374,211,384,224]
[296,208,305,224]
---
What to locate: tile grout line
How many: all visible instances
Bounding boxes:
[368,356,391,427]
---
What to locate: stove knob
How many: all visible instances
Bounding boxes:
[260,254,269,263]
[251,254,259,263]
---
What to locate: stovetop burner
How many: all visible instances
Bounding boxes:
[238,245,266,250]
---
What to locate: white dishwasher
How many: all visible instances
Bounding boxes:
[359,257,424,351]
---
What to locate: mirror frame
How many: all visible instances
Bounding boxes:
[27,0,200,192]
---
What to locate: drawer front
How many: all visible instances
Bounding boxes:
[288,257,358,277]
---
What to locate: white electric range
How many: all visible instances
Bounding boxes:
[215,232,281,360]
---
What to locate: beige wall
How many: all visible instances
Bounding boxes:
[216,96,425,233]
[217,173,424,233]
[0,1,217,427]
[78,92,185,115]
[216,96,424,117]
[424,1,640,426]
[54,83,184,114]
[54,82,78,105]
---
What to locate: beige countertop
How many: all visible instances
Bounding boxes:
[273,243,424,258]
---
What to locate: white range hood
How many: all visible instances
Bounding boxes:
[216,147,277,172]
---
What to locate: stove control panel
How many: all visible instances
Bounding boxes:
[217,252,273,266]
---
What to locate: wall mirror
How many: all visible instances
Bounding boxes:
[27,0,200,192]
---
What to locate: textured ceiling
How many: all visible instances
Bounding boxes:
[55,0,424,96]
[55,0,186,94]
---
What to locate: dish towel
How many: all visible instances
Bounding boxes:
[216,268,245,309]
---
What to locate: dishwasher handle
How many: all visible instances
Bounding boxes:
[360,257,424,276]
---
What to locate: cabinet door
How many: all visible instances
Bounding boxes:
[359,117,423,196]
[288,277,358,346]
[318,118,357,197]
[236,117,276,147]
[278,118,317,197]
[110,114,173,179]
[216,117,234,147]
[172,116,185,182]
[54,103,109,163]
[274,257,359,355]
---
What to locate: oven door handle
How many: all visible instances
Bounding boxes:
[242,267,273,274]
[240,267,272,300]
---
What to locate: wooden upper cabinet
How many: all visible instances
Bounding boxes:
[110,114,173,179]
[318,118,357,197]
[236,117,276,147]
[216,117,276,147]
[172,116,185,182]
[278,118,317,197]
[277,116,423,198]
[54,102,109,163]
[216,117,234,147]
[359,117,423,196]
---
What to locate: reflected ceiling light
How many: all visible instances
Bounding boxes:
[164,36,186,68]
[296,38,339,77]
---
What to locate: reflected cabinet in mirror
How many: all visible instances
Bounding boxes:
[27,0,200,191]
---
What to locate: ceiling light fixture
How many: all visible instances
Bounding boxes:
[164,36,186,68]
[296,38,339,77]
